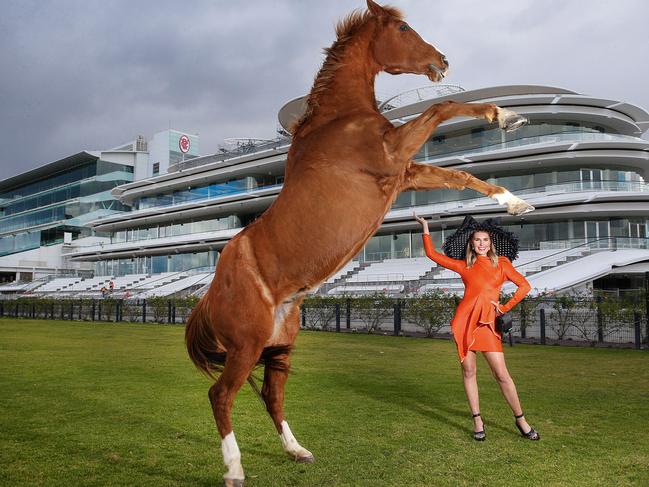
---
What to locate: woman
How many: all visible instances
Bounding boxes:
[414,213,540,441]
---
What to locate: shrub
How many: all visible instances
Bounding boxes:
[351,293,393,333]
[302,295,340,330]
[404,290,455,337]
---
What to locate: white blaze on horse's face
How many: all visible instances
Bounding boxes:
[367,0,448,82]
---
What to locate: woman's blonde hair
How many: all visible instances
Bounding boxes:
[465,231,498,268]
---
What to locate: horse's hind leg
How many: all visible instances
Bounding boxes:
[261,348,314,463]
[260,303,313,462]
[401,162,534,215]
[209,344,263,486]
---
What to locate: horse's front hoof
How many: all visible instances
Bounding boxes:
[508,200,535,216]
[296,453,315,464]
[223,478,245,487]
[502,114,528,132]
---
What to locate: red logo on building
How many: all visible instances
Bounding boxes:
[179,135,191,153]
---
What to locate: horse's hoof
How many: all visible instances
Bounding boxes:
[223,478,245,487]
[296,454,315,464]
[508,200,535,216]
[502,114,528,132]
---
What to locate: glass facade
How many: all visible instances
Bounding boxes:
[393,168,646,209]
[93,250,218,277]
[0,227,91,257]
[134,176,279,210]
[0,163,98,201]
[415,119,612,160]
[0,159,132,256]
[79,117,649,286]
[1,172,131,218]
[360,217,649,262]
[110,215,240,244]
[0,197,131,234]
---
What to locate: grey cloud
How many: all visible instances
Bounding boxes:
[1,0,648,176]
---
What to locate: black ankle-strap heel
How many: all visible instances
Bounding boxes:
[515,413,540,440]
[472,412,486,441]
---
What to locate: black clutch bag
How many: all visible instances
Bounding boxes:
[495,313,512,334]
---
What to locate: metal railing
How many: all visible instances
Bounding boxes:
[299,295,648,349]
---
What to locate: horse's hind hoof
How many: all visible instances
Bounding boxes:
[502,114,528,132]
[223,478,245,487]
[296,454,315,464]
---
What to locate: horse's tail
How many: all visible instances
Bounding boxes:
[185,295,293,398]
[185,295,225,381]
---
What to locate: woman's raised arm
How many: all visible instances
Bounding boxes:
[414,212,466,273]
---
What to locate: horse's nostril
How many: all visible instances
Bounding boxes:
[441,55,449,67]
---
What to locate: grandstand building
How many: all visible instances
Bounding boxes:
[0,130,198,288]
[4,85,649,298]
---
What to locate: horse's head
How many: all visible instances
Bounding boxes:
[367,0,448,82]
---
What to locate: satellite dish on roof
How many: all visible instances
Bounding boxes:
[219,138,274,154]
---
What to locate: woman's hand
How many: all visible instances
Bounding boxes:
[491,300,504,315]
[413,211,429,234]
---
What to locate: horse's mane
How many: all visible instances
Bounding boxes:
[291,5,403,134]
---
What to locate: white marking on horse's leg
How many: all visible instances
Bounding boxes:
[280,420,314,463]
[269,301,291,343]
[221,432,245,482]
[493,190,535,216]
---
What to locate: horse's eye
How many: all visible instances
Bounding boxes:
[399,24,409,32]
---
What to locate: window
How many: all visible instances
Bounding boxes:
[152,162,160,176]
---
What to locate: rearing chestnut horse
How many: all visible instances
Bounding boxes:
[186,1,533,484]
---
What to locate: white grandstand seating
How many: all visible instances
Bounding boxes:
[21,272,200,298]
[429,249,587,282]
[133,272,213,299]
[327,284,404,295]
[324,260,363,284]
[0,281,34,292]
[508,248,649,295]
[513,248,586,274]
[64,276,112,292]
[34,277,83,293]
[128,272,187,292]
[109,274,148,290]
[344,257,433,283]
[417,282,465,294]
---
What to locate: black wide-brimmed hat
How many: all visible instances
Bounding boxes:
[442,215,519,261]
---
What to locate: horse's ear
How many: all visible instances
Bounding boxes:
[367,0,387,18]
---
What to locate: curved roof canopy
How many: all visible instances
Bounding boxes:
[278,84,649,137]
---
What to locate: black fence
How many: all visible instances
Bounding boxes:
[2,295,648,350]
[0,297,198,325]
[300,295,649,350]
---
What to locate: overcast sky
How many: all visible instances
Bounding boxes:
[1,0,648,178]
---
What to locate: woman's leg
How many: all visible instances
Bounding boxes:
[482,351,533,433]
[460,351,483,432]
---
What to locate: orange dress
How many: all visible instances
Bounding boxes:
[423,234,531,362]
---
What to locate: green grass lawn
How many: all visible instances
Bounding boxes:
[1,318,648,487]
